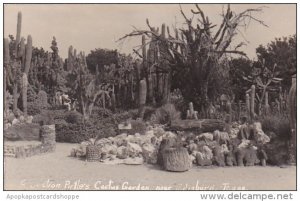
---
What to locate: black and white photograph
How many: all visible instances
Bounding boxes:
[2,2,297,193]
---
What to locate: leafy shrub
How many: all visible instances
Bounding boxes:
[55,110,137,143]
[64,111,83,124]
[92,107,113,119]
[151,103,181,125]
[4,123,40,141]
[27,102,41,116]
[260,115,290,140]
[260,114,291,165]
[169,89,186,115]
[32,110,54,125]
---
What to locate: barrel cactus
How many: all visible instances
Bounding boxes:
[162,147,191,172]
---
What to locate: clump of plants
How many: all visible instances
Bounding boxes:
[260,114,290,140]
[151,103,181,125]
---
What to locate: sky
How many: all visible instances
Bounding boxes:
[3,4,296,60]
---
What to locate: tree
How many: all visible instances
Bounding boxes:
[256,35,296,91]
[86,48,118,73]
[66,48,112,120]
[229,57,253,101]
[120,4,267,117]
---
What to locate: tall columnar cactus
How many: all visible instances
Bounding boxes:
[21,35,33,116]
[12,12,23,115]
[264,91,270,115]
[250,85,256,120]
[142,35,147,75]
[4,38,10,116]
[24,35,32,75]
[17,37,25,59]
[15,11,22,56]
[186,102,198,119]
[288,74,296,164]
[21,73,28,115]
[245,93,250,117]
[67,45,74,70]
[138,79,147,119]
[10,11,33,116]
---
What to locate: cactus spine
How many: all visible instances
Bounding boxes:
[138,79,147,119]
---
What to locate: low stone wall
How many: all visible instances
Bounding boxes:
[4,142,56,158]
[4,124,56,158]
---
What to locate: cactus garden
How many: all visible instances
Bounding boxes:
[3,4,296,190]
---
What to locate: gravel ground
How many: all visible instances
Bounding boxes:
[4,143,296,190]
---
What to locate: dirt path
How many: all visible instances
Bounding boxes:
[4,143,296,190]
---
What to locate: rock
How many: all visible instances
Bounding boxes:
[170,119,225,133]
[126,135,141,145]
[124,157,144,165]
[252,122,270,144]
[220,144,229,154]
[115,133,128,138]
[198,132,214,141]
[190,154,196,164]
[101,144,118,155]
[140,131,155,144]
[12,118,20,125]
[199,145,213,160]
[101,158,125,165]
[95,138,111,146]
[162,131,177,140]
[238,139,251,148]
[127,142,142,157]
[230,127,239,138]
[81,141,90,146]
[19,115,25,122]
[70,148,76,157]
[75,144,87,157]
[196,152,212,166]
[4,123,12,130]
[153,127,165,138]
[7,113,16,123]
[142,143,157,164]
[25,116,33,124]
[118,123,132,130]
[187,143,198,154]
[213,130,230,144]
[114,133,128,146]
[145,129,154,136]
[117,146,129,159]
